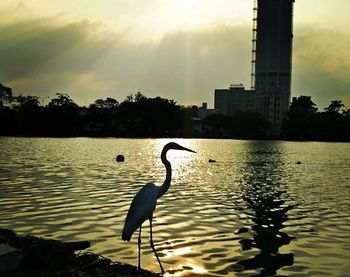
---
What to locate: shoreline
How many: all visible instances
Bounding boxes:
[1,135,349,143]
[0,228,159,277]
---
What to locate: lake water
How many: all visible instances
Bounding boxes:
[0,137,350,276]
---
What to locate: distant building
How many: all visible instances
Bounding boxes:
[197,102,215,119]
[253,0,295,130]
[291,95,312,104]
[256,90,290,130]
[213,0,295,132]
[215,84,256,116]
[192,102,215,135]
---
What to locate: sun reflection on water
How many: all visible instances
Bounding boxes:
[163,245,192,258]
[154,139,197,181]
[160,240,207,276]
[164,262,207,277]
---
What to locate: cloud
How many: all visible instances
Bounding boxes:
[293,25,350,109]
[0,7,349,109]
[143,23,252,104]
[0,10,252,106]
[0,13,136,103]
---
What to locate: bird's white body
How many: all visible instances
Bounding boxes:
[122,183,158,241]
[121,142,196,273]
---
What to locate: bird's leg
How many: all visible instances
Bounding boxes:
[149,218,164,274]
[138,225,142,270]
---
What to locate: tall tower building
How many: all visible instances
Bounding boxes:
[252,0,295,131]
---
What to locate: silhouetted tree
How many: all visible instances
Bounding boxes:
[324,100,344,113]
[48,93,78,108]
[45,93,80,136]
[1,88,348,141]
[290,96,318,114]
[90,97,119,109]
[342,108,350,117]
[2,95,43,135]
[124,94,134,103]
[181,105,199,136]
[315,100,348,141]
[123,92,147,103]
[134,91,147,102]
[281,97,349,141]
[0,84,16,135]
[0,83,12,107]
[281,96,317,140]
[14,95,40,110]
[84,97,120,136]
[114,95,182,136]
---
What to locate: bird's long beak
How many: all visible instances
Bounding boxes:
[179,145,196,153]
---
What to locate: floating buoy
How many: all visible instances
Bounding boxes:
[209,159,216,163]
[116,155,125,162]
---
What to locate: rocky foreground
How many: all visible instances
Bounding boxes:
[0,228,159,277]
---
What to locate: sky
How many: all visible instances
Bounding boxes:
[0,0,349,109]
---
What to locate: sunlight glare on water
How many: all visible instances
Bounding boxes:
[154,139,197,181]
[0,137,350,276]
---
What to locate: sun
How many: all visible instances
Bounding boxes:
[130,0,205,35]
[127,0,206,39]
[173,0,199,10]
[160,0,206,30]
[170,0,202,19]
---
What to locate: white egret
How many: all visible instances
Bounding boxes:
[122,142,196,273]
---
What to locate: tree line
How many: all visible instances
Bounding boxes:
[0,90,187,137]
[0,84,349,141]
[281,96,349,141]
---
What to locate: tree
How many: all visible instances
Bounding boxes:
[134,91,147,102]
[342,108,350,117]
[289,96,318,114]
[315,100,348,141]
[45,93,79,136]
[124,94,134,103]
[48,93,78,108]
[90,97,119,109]
[0,83,12,107]
[14,95,40,109]
[281,96,317,139]
[324,100,344,113]
[124,91,147,103]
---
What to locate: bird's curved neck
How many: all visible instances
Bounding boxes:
[157,148,171,199]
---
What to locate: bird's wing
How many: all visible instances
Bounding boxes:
[122,183,159,241]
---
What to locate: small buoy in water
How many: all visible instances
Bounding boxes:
[296,161,302,165]
[116,155,125,162]
[209,159,216,163]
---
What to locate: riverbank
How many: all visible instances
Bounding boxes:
[0,228,159,277]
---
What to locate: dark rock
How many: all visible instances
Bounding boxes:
[116,155,125,162]
[21,239,76,273]
[65,241,91,251]
[0,228,21,248]
[0,244,19,275]
[0,228,158,277]
[236,227,249,234]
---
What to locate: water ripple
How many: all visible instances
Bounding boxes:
[0,138,350,276]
